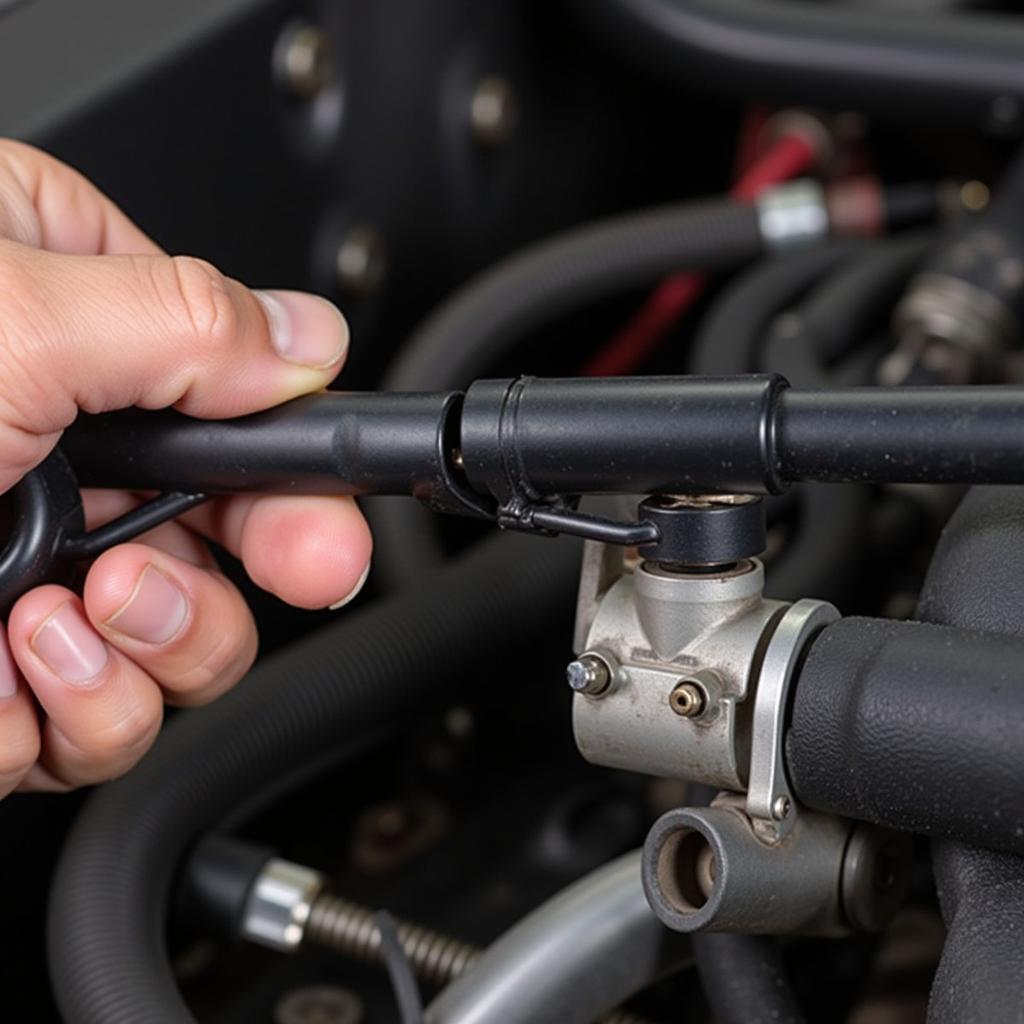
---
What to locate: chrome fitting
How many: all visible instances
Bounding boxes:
[242,858,325,953]
[756,179,829,252]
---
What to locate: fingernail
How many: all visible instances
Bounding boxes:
[105,565,189,645]
[32,603,109,684]
[0,629,19,699]
[255,289,348,369]
[329,561,371,610]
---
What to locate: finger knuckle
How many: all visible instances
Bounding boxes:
[75,698,161,773]
[170,624,255,703]
[0,726,39,782]
[156,255,238,352]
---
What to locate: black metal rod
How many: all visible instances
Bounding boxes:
[62,376,1024,505]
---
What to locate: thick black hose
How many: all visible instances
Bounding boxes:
[689,242,865,377]
[693,935,804,1024]
[385,199,761,392]
[573,0,1024,125]
[47,534,581,1024]
[915,486,1024,1024]
[369,198,762,589]
[760,236,930,387]
[787,616,1024,854]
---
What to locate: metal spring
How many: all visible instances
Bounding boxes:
[305,892,651,1024]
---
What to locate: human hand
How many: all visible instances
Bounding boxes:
[0,140,372,795]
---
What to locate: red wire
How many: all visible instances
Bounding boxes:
[581,132,818,377]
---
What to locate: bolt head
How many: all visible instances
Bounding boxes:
[470,76,518,146]
[566,654,611,696]
[277,24,335,100]
[669,680,707,718]
[336,226,388,295]
[772,795,791,820]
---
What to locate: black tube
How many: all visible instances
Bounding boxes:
[693,935,804,1024]
[66,379,1024,500]
[384,199,762,393]
[760,236,930,386]
[47,534,581,1024]
[777,387,1024,486]
[64,391,460,502]
[787,616,1024,856]
[690,242,867,377]
[688,244,874,602]
[574,0,1024,125]
[914,486,1024,1024]
[367,196,763,588]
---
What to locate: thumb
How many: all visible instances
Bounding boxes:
[0,240,348,491]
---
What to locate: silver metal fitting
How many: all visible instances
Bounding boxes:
[242,858,325,953]
[756,179,829,252]
[573,546,784,789]
[747,599,839,841]
[566,652,614,697]
[887,272,1020,385]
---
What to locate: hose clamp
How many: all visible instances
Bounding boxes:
[756,179,829,252]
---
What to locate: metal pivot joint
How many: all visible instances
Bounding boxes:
[569,500,910,936]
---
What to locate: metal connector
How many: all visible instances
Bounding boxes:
[242,858,325,953]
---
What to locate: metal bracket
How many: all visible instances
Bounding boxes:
[747,598,839,841]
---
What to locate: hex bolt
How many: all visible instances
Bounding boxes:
[772,795,791,821]
[276,23,335,100]
[470,75,518,146]
[566,653,612,697]
[669,680,707,718]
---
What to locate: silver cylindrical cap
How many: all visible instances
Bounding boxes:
[242,858,325,952]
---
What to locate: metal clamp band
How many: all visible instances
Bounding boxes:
[747,598,839,840]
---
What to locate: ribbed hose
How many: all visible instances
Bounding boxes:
[47,534,581,1024]
[915,487,1024,1024]
[367,198,762,591]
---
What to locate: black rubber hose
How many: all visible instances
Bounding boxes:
[572,0,1024,125]
[760,236,931,387]
[689,242,873,604]
[385,199,761,392]
[690,241,866,377]
[787,615,1024,855]
[915,486,1024,1024]
[369,198,762,590]
[693,935,804,1024]
[47,534,581,1024]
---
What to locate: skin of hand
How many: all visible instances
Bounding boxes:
[0,139,372,795]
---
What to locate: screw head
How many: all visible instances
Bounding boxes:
[772,795,791,820]
[669,680,707,718]
[276,24,335,100]
[566,653,612,697]
[470,76,518,147]
[335,225,388,296]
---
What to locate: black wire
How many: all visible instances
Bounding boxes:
[376,910,425,1024]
